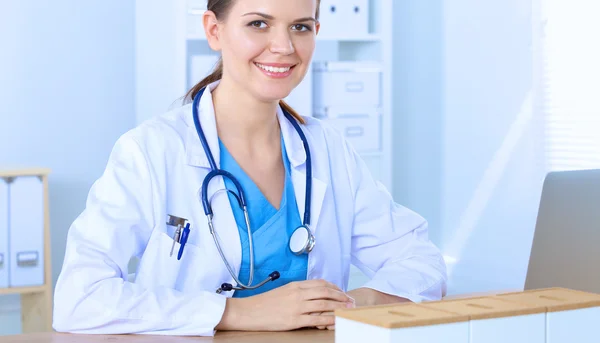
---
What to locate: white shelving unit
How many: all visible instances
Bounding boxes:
[135,0,393,192]
[0,168,53,333]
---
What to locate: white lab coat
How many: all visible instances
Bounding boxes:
[53,81,447,336]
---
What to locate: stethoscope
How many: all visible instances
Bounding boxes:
[191,86,315,294]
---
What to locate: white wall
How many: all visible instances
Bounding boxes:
[0,1,135,335]
[440,0,546,295]
[392,0,547,296]
[392,0,445,246]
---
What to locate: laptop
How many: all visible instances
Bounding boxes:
[524,169,600,293]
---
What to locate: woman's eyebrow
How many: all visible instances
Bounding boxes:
[242,12,275,19]
[295,17,317,22]
[242,12,316,22]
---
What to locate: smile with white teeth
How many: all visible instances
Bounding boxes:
[255,63,292,73]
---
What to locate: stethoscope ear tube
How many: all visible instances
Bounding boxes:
[217,271,281,294]
[201,169,248,216]
[281,111,312,227]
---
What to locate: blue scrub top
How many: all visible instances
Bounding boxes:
[219,136,308,298]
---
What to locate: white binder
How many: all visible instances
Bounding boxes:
[9,176,44,287]
[0,178,9,288]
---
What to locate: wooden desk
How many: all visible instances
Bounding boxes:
[0,285,512,342]
[0,330,334,343]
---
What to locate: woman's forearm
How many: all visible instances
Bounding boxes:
[215,297,244,331]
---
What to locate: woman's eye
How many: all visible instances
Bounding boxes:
[249,20,267,28]
[291,24,310,32]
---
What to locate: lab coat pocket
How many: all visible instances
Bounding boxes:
[134,228,202,292]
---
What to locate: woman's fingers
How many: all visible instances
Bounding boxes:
[303,299,352,314]
[311,312,327,329]
[302,286,353,303]
[295,279,342,292]
[302,313,336,328]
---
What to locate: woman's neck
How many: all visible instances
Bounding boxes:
[211,77,280,148]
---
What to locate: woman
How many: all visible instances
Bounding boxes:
[53,0,447,337]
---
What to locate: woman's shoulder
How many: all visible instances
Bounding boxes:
[119,104,191,151]
[106,104,192,166]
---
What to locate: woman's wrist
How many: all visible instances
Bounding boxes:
[216,297,243,331]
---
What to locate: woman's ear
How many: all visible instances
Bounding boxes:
[203,11,221,51]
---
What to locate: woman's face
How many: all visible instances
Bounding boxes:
[206,0,319,103]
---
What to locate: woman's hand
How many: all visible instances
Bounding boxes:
[215,279,355,332]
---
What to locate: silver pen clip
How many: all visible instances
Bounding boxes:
[167,215,188,257]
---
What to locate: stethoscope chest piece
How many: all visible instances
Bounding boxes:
[289,225,315,255]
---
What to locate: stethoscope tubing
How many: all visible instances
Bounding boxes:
[191,86,312,292]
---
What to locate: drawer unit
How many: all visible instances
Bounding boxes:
[313,61,381,108]
[318,0,369,39]
[497,288,600,343]
[315,107,381,153]
[341,0,369,37]
[317,0,342,39]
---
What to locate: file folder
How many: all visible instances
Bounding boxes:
[0,178,8,288]
[9,176,44,287]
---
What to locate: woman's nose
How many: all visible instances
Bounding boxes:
[269,30,295,55]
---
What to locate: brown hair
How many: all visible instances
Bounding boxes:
[184,0,322,124]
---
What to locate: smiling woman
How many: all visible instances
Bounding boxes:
[52,0,447,338]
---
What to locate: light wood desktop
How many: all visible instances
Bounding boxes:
[0,329,334,343]
[0,291,511,342]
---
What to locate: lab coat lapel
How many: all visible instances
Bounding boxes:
[278,108,327,237]
[184,82,242,286]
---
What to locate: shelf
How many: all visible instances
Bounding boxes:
[0,285,49,295]
[186,34,381,42]
[0,167,52,178]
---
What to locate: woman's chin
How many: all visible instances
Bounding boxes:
[253,86,295,103]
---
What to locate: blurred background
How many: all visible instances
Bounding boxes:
[1,0,599,336]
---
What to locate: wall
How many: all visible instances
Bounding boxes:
[440,0,545,295]
[0,0,135,335]
[392,0,445,247]
[392,0,546,296]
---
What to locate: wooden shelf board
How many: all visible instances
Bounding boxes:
[0,285,49,296]
[0,167,52,178]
